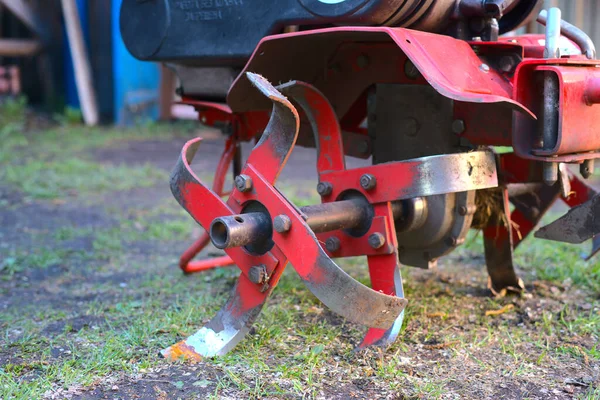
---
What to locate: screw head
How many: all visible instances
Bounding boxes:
[368,233,386,249]
[479,63,490,73]
[360,174,377,191]
[235,174,253,192]
[273,214,292,233]
[451,119,466,135]
[325,237,341,253]
[317,182,333,197]
[248,265,268,284]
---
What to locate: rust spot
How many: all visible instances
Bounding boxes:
[162,341,203,363]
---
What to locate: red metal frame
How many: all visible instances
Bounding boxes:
[164,26,600,358]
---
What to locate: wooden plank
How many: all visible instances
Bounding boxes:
[0,38,41,56]
[61,0,99,126]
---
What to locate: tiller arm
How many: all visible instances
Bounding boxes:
[164,73,499,359]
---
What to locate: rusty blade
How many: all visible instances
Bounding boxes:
[535,194,600,244]
[243,72,300,185]
[357,262,405,349]
[304,249,408,329]
[171,138,233,228]
[587,235,600,261]
[162,275,271,360]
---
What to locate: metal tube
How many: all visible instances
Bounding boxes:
[539,8,561,186]
[542,8,561,59]
[210,213,272,250]
[537,9,596,59]
[210,199,403,250]
[302,199,371,234]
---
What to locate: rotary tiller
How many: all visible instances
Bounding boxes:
[120,0,600,360]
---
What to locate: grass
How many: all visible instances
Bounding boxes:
[3,158,167,200]
[1,99,599,399]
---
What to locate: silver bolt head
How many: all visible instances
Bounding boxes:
[368,232,386,249]
[325,237,341,253]
[273,214,292,233]
[317,182,333,197]
[360,174,377,191]
[235,174,253,192]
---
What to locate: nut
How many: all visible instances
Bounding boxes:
[325,237,341,253]
[360,174,377,191]
[451,119,465,135]
[235,174,253,192]
[368,232,386,249]
[273,214,292,233]
[248,265,268,284]
[317,182,333,196]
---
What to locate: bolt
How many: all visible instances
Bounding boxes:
[360,174,377,191]
[358,140,370,156]
[402,117,419,137]
[235,174,253,192]
[446,236,465,247]
[458,204,477,216]
[479,63,490,73]
[317,181,333,197]
[248,265,268,284]
[404,59,420,80]
[356,54,370,69]
[325,237,341,253]
[452,119,466,135]
[499,55,517,73]
[368,232,386,249]
[273,214,292,233]
[580,159,595,179]
[543,162,559,186]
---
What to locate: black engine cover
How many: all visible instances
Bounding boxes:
[120,0,427,66]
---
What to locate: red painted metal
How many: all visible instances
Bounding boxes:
[280,82,406,347]
[513,60,600,162]
[228,28,533,115]
[162,24,600,358]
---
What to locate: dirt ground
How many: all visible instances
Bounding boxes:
[0,110,599,399]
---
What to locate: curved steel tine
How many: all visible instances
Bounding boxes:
[358,255,405,349]
[243,73,300,184]
[171,138,233,227]
[278,81,346,174]
[265,80,407,328]
[162,274,275,360]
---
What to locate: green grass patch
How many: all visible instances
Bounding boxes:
[2,158,167,200]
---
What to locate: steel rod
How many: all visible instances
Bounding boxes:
[210,198,400,250]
